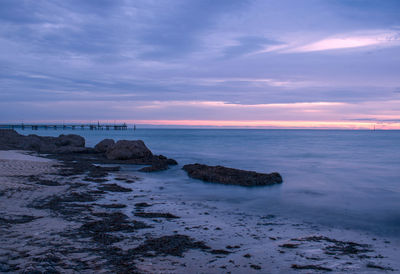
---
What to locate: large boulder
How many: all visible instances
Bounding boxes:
[182,163,282,186]
[0,129,21,139]
[94,139,115,153]
[105,140,153,160]
[55,134,85,147]
[20,134,57,152]
[0,129,24,149]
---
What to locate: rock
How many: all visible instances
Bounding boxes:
[55,134,85,147]
[132,235,210,257]
[94,139,115,153]
[0,129,86,153]
[0,129,21,140]
[163,155,178,165]
[280,243,300,248]
[182,163,283,186]
[105,140,153,160]
[0,129,24,149]
[139,164,167,172]
[20,134,52,152]
[135,202,152,208]
[134,212,180,219]
[139,158,168,172]
[291,264,332,271]
[54,146,91,154]
[139,155,178,172]
[98,183,132,192]
[0,130,177,169]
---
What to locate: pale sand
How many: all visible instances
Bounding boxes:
[0,150,53,163]
[0,151,57,193]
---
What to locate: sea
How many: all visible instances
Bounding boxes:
[16,128,400,237]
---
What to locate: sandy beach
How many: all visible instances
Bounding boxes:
[0,151,56,199]
[0,148,399,273]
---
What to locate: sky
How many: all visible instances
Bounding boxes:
[1,0,400,129]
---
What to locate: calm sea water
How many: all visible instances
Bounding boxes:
[17,128,400,236]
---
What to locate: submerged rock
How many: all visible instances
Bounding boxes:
[134,212,180,219]
[139,163,168,172]
[291,264,332,271]
[139,155,173,172]
[131,235,210,257]
[182,163,282,186]
[139,155,178,172]
[98,183,132,192]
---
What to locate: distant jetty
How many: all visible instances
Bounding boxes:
[0,122,131,130]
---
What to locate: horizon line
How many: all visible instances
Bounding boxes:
[1,119,399,130]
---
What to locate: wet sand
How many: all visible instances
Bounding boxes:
[0,150,399,273]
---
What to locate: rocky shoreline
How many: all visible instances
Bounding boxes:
[0,130,398,273]
[0,129,178,173]
[0,150,236,273]
[0,129,283,186]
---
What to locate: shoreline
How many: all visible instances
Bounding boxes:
[0,149,399,273]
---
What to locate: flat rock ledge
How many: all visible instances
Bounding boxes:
[182,163,282,187]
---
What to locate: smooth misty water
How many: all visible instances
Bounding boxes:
[17,128,400,236]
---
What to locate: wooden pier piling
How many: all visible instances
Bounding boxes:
[0,123,129,130]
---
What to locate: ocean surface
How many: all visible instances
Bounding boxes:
[16,128,400,236]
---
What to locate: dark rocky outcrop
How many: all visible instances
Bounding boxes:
[55,134,85,147]
[182,163,282,186]
[131,235,210,257]
[0,129,24,150]
[139,163,167,172]
[54,146,89,154]
[134,212,180,219]
[139,155,177,172]
[291,264,332,271]
[0,129,86,153]
[105,140,153,160]
[94,139,115,153]
[98,183,132,192]
[93,139,178,171]
[0,129,174,172]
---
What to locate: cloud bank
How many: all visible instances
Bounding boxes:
[0,0,399,128]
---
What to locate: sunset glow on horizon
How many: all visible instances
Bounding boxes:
[131,120,400,130]
[11,119,400,130]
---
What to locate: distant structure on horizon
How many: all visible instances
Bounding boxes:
[0,122,129,131]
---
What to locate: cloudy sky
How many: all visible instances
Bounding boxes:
[1,0,400,128]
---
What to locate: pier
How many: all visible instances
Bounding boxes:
[0,123,130,130]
